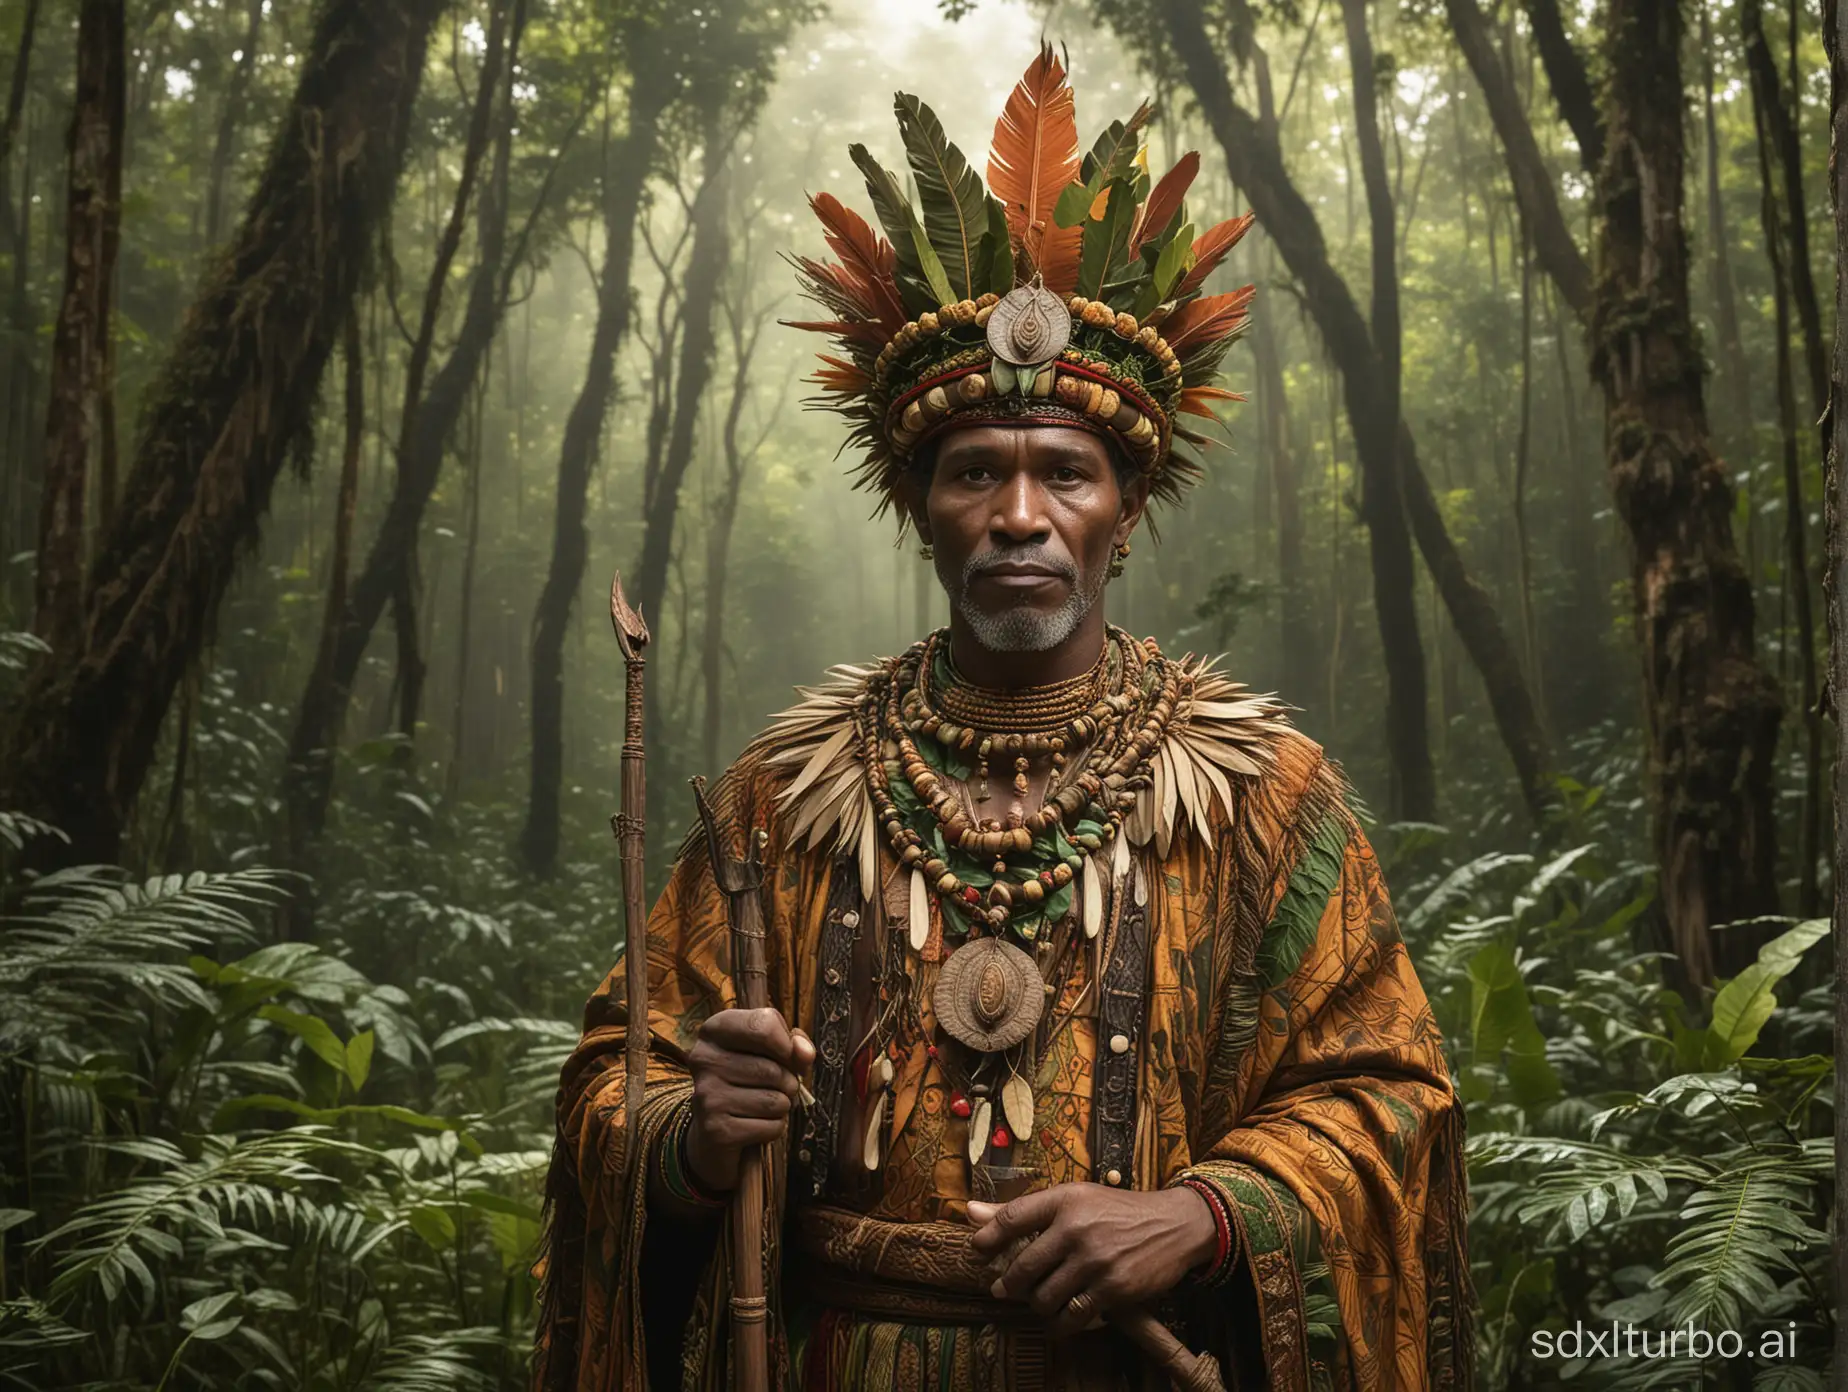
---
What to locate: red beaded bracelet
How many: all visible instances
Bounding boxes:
[1178,1176,1235,1285]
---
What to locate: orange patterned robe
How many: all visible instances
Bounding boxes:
[533,652,1473,1391]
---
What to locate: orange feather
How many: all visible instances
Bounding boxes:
[1176,214,1256,297]
[808,192,905,335]
[1162,286,1255,355]
[810,354,870,394]
[1128,151,1199,259]
[784,318,890,347]
[1177,384,1248,418]
[987,44,1082,293]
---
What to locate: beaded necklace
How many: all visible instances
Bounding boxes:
[856,626,1184,942]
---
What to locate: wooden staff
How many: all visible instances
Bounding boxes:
[1111,1307,1227,1392]
[691,775,772,1392]
[608,574,651,1165]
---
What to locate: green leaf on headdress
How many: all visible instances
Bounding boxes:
[980,195,1015,296]
[1077,179,1137,300]
[849,142,948,316]
[1080,101,1153,189]
[1053,179,1093,229]
[991,358,1020,394]
[895,93,990,303]
[1132,221,1195,319]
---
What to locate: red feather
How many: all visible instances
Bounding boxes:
[808,192,904,335]
[1128,151,1199,259]
[1162,286,1255,355]
[1176,214,1256,297]
[987,44,1082,293]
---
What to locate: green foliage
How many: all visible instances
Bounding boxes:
[0,806,572,1387]
[1392,761,1835,1389]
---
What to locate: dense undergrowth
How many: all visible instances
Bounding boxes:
[0,665,1834,1389]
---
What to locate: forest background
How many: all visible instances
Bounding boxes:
[0,0,1842,1386]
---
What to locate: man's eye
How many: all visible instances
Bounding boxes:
[960,466,993,483]
[1051,466,1081,483]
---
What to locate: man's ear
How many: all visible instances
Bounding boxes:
[1114,473,1150,547]
[898,470,932,544]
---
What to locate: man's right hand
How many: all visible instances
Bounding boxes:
[683,1007,815,1193]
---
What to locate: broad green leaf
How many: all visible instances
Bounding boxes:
[460,1190,543,1222]
[895,92,988,300]
[212,1095,483,1155]
[980,194,1014,296]
[409,1205,457,1251]
[1467,941,1560,1105]
[0,1208,35,1235]
[258,1005,348,1074]
[344,1030,375,1091]
[849,143,943,315]
[1702,919,1828,1066]
[1077,179,1137,300]
[1053,179,1095,229]
[181,1292,239,1334]
[1133,221,1194,318]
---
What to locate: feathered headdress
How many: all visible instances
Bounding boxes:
[789,45,1254,516]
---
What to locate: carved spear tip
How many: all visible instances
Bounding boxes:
[609,571,650,659]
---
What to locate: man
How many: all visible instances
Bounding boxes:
[534,48,1471,1392]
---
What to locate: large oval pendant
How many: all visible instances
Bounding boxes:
[934,935,1043,1053]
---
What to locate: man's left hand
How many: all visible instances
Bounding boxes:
[965,1183,1217,1337]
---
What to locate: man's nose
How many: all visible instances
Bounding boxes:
[989,473,1049,542]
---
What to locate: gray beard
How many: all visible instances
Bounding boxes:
[946,545,1107,654]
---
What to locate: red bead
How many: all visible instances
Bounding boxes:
[962,886,981,905]
[992,1126,1012,1148]
[926,1044,939,1060]
[949,1093,971,1118]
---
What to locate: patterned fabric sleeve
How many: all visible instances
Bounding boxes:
[1180,780,1474,1392]
[532,759,806,1392]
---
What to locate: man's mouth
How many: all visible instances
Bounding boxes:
[972,565,1065,591]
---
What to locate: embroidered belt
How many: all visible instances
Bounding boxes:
[797,861,866,1199]
[1091,865,1150,1189]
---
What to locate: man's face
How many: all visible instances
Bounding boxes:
[911,425,1146,654]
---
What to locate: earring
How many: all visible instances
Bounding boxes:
[919,542,935,561]
[1108,540,1131,579]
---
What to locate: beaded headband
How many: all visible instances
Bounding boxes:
[789,45,1255,518]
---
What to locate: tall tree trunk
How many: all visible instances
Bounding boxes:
[1820,0,1847,1362]
[1252,245,1317,709]
[1701,1,1756,455]
[0,0,39,603]
[1445,0,1592,316]
[1591,0,1782,984]
[284,0,524,854]
[1741,0,1829,423]
[1155,0,1552,821]
[33,0,123,655]
[282,306,364,939]
[203,0,265,249]
[1520,0,1603,173]
[634,124,730,734]
[518,66,668,878]
[702,290,765,774]
[1748,41,1824,916]
[447,380,484,799]
[0,0,447,862]
[1339,0,1436,820]
[1513,212,1546,724]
